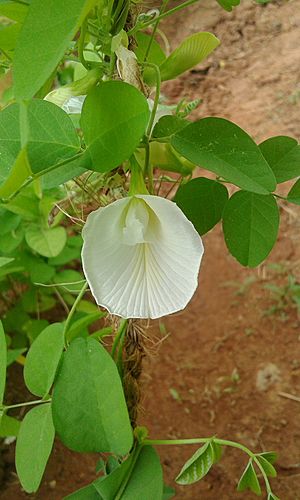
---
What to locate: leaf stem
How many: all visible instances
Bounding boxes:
[63,281,89,343]
[2,399,50,411]
[0,152,84,204]
[142,0,170,63]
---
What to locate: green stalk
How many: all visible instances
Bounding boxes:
[63,281,89,343]
[111,319,128,359]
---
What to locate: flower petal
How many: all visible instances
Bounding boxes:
[81,195,204,319]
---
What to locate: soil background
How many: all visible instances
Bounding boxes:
[1,0,300,498]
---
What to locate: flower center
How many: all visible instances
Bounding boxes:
[122,198,150,246]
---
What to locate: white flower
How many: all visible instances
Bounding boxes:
[81,195,204,319]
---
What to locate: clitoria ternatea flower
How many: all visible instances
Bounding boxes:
[81,195,204,319]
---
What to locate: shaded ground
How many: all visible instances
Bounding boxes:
[1,0,300,498]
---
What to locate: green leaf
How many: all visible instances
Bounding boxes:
[25,225,67,258]
[66,311,105,342]
[52,337,133,454]
[41,153,89,189]
[65,484,100,499]
[0,208,20,234]
[7,348,25,366]
[0,320,6,405]
[13,0,96,99]
[0,1,28,22]
[222,191,279,267]
[159,32,220,82]
[24,323,64,397]
[16,403,55,493]
[80,81,149,173]
[0,100,80,193]
[287,178,300,205]
[0,257,14,268]
[135,32,166,66]
[0,147,31,198]
[237,460,262,495]
[152,115,188,139]
[121,446,163,500]
[257,451,277,464]
[0,225,24,254]
[93,451,134,499]
[94,446,163,500]
[171,117,277,194]
[256,455,277,478]
[0,23,21,53]
[135,32,166,85]
[0,414,20,437]
[162,484,176,499]
[216,0,240,12]
[259,136,300,183]
[26,99,81,174]
[176,441,217,485]
[174,177,228,235]
[29,260,56,284]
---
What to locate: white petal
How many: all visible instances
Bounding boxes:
[62,95,86,114]
[81,195,204,319]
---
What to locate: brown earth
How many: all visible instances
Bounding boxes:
[1,0,300,498]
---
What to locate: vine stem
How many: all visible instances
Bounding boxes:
[145,63,161,138]
[63,281,89,343]
[144,437,255,458]
[128,0,202,36]
[142,0,170,63]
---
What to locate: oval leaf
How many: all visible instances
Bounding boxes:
[237,460,261,495]
[222,191,279,267]
[259,135,300,183]
[26,99,80,174]
[25,226,67,258]
[176,441,216,485]
[174,177,229,235]
[0,100,80,193]
[24,323,64,397]
[52,337,133,454]
[13,0,96,99]
[159,32,220,82]
[0,414,20,437]
[16,404,55,493]
[0,320,6,405]
[287,178,300,205]
[80,81,149,173]
[171,117,277,194]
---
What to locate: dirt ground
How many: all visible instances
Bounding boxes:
[1,0,300,498]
